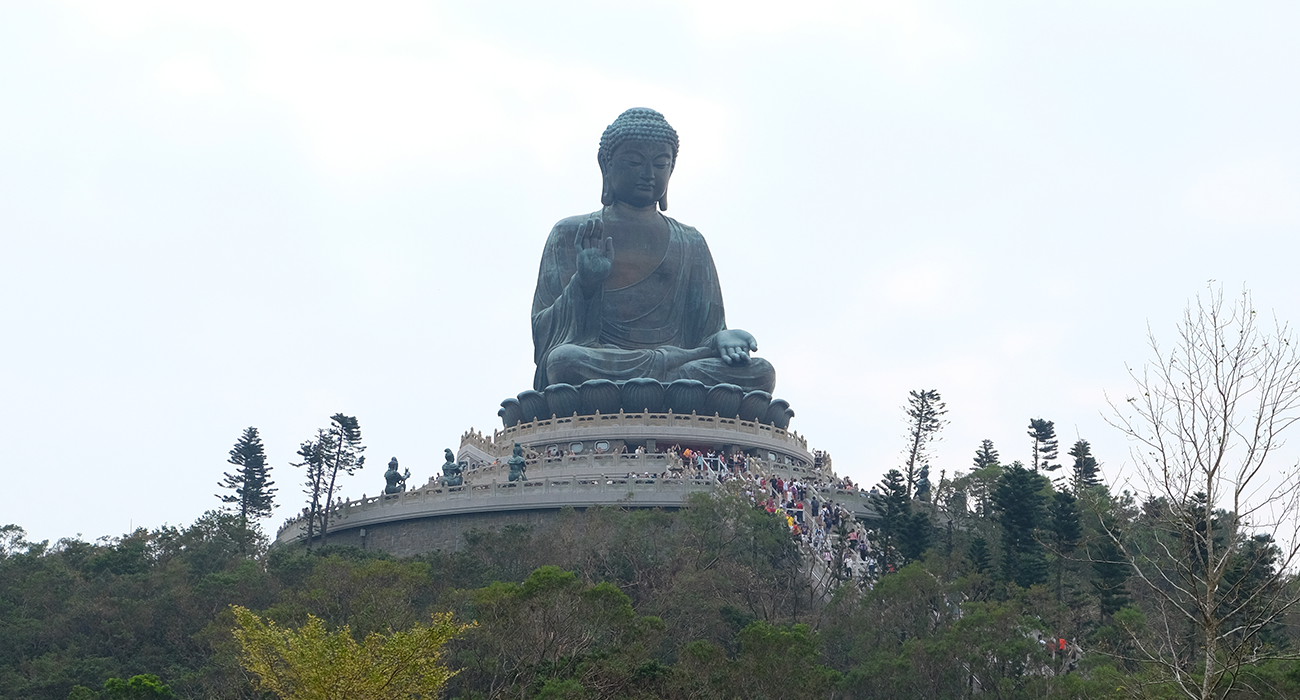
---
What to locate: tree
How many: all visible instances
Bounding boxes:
[968,535,991,574]
[318,414,365,546]
[1046,491,1081,602]
[870,470,910,571]
[1106,287,1300,700]
[217,427,276,552]
[1068,439,1101,494]
[230,606,469,700]
[902,390,948,497]
[993,461,1048,589]
[445,566,661,698]
[1027,418,1060,472]
[899,511,933,566]
[731,621,838,700]
[292,429,329,549]
[0,523,28,558]
[871,470,931,570]
[1090,515,1130,621]
[972,439,1000,470]
[68,674,177,700]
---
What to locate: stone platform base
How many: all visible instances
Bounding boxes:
[311,508,569,556]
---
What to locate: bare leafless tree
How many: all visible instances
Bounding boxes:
[1105,287,1300,700]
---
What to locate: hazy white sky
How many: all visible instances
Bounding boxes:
[2,1,1297,544]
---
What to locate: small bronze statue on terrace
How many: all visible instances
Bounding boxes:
[440,448,465,487]
[507,442,528,482]
[383,457,410,494]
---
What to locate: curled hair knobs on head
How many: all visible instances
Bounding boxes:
[598,108,680,209]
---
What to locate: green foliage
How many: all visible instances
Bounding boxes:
[1068,439,1100,493]
[869,470,909,569]
[902,389,948,497]
[4,476,1300,700]
[231,605,469,700]
[66,674,177,700]
[732,621,838,700]
[1027,418,1060,472]
[954,461,1002,518]
[972,438,1000,470]
[319,414,366,547]
[1,523,30,557]
[1091,515,1131,621]
[994,462,1049,588]
[867,468,936,571]
[969,534,991,574]
[292,430,329,549]
[1046,491,1081,602]
[101,674,176,700]
[217,427,277,546]
[444,565,662,699]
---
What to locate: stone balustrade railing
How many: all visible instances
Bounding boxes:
[451,451,822,484]
[459,428,495,456]
[485,410,809,453]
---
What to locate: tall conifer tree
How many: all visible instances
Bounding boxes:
[1027,418,1060,472]
[972,439,999,470]
[318,413,366,546]
[217,427,276,551]
[293,429,329,549]
[902,390,948,498]
[1068,439,1101,493]
[993,461,1048,588]
[1046,491,1082,602]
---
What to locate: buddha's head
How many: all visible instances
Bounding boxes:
[598,108,679,211]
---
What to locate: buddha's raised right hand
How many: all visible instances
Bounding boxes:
[573,218,614,296]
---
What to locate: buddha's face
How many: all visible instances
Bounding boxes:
[606,139,673,208]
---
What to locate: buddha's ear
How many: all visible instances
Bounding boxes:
[599,160,614,206]
[658,189,669,211]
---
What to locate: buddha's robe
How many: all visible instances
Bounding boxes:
[531,211,775,393]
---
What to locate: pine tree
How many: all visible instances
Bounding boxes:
[870,469,910,570]
[292,430,329,549]
[1046,491,1081,602]
[871,469,933,569]
[969,535,991,574]
[972,439,999,470]
[902,390,948,497]
[993,461,1048,588]
[318,413,366,546]
[962,444,1003,517]
[1092,517,1130,620]
[1027,418,1060,472]
[1068,439,1100,493]
[217,427,277,552]
[899,510,932,565]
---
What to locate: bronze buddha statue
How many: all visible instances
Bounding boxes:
[530,108,776,394]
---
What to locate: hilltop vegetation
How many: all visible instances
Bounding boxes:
[3,480,1300,700]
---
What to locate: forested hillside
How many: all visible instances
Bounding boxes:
[3,480,1300,699]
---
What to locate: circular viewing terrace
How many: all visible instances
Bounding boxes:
[272,405,869,555]
[457,409,813,471]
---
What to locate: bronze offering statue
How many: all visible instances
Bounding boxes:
[440,448,465,487]
[507,443,527,482]
[383,457,410,494]
[531,108,775,394]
